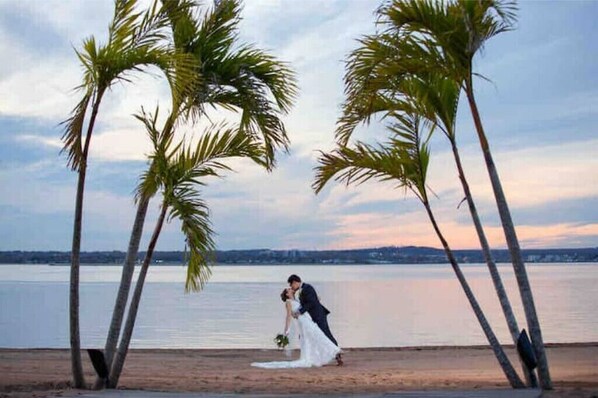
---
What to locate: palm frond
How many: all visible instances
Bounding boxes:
[337,32,446,145]
[194,0,242,63]
[185,245,214,292]
[174,123,267,186]
[382,0,464,65]
[336,0,513,146]
[170,0,297,169]
[195,84,291,170]
[186,49,296,169]
[166,187,215,292]
[134,106,179,201]
[397,74,460,138]
[313,142,410,195]
[457,0,518,56]
[61,0,197,170]
[108,0,140,48]
[60,90,92,170]
[161,0,200,50]
[231,47,298,113]
[316,111,433,204]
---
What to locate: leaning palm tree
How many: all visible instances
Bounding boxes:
[98,0,296,386]
[379,0,551,388]
[338,36,534,383]
[404,75,536,386]
[314,114,524,388]
[107,107,266,387]
[61,0,195,387]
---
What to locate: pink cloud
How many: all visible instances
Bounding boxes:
[326,210,598,250]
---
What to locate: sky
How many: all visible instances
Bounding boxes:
[0,0,597,252]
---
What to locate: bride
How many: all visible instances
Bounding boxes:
[251,288,341,368]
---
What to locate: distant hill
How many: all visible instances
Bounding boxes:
[1,246,597,265]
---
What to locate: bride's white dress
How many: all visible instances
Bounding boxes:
[251,300,340,368]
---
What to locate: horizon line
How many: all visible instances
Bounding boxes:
[1,245,597,253]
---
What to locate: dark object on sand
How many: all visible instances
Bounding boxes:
[517,329,537,370]
[87,349,109,382]
[517,329,539,388]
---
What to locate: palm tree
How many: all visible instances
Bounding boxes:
[106,108,266,387]
[314,113,524,388]
[61,0,195,387]
[408,75,536,386]
[338,37,534,383]
[379,0,551,388]
[99,0,297,386]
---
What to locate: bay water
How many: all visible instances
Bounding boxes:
[0,263,596,349]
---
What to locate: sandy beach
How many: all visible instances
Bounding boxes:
[1,344,597,397]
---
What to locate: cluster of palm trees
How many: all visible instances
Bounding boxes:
[62,0,296,389]
[314,0,550,390]
[62,0,551,392]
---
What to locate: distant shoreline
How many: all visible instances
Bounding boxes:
[1,246,597,265]
[0,261,598,267]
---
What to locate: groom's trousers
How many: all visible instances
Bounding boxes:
[314,315,338,346]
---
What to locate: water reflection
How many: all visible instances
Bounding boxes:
[0,263,596,348]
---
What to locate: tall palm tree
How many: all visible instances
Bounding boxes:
[61,0,195,387]
[314,113,524,388]
[379,0,551,388]
[99,0,297,386]
[338,37,534,383]
[406,75,536,386]
[106,108,266,387]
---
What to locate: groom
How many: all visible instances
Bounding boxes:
[288,274,343,366]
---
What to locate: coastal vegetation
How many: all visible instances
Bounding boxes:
[63,0,296,390]
[61,0,195,387]
[3,247,596,265]
[107,111,266,386]
[313,112,524,386]
[313,0,550,389]
[57,0,557,391]
[98,0,296,388]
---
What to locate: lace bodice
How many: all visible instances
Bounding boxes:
[289,299,300,312]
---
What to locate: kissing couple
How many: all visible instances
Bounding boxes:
[251,274,343,368]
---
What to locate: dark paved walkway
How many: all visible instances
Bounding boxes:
[59,388,542,398]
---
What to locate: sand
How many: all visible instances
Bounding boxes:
[1,344,597,397]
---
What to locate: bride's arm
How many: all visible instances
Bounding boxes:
[284,301,292,335]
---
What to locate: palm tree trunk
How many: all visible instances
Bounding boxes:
[465,80,552,390]
[422,201,525,388]
[69,90,104,389]
[108,202,168,388]
[449,140,536,386]
[70,165,87,389]
[94,197,150,389]
[97,113,177,389]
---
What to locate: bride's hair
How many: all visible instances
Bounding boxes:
[280,288,290,302]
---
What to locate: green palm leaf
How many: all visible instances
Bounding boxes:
[134,105,267,293]
[175,198,214,292]
[167,0,297,169]
[315,113,432,203]
[61,0,198,171]
[167,187,214,292]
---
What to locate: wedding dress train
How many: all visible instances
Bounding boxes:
[251,300,340,368]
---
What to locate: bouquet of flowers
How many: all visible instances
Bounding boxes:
[274,333,289,349]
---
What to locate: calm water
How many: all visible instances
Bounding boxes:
[0,263,596,349]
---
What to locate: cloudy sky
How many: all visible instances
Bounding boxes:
[0,0,596,252]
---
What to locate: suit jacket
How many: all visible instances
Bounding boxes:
[298,283,330,322]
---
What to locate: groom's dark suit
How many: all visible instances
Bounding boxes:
[298,283,338,346]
